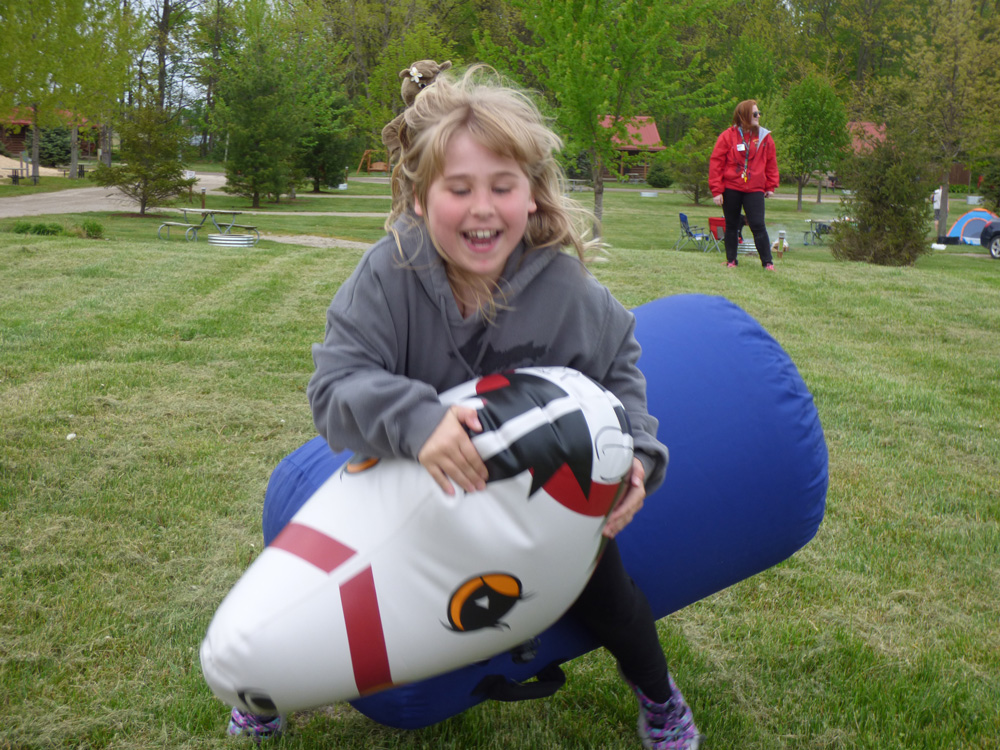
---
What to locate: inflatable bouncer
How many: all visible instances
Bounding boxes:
[201,294,828,729]
[201,367,635,715]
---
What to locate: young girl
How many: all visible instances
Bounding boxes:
[229,67,701,749]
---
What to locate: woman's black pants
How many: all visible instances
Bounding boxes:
[723,188,772,265]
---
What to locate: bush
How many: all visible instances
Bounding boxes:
[646,162,673,189]
[830,131,935,266]
[81,220,104,239]
[39,127,71,167]
[10,220,63,236]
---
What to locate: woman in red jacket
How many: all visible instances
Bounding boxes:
[709,100,779,269]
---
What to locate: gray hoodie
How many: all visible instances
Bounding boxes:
[307,217,668,493]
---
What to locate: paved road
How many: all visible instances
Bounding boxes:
[0,173,228,218]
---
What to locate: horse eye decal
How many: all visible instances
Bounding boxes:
[446,574,523,632]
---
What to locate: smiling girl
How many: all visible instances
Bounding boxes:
[228,67,702,749]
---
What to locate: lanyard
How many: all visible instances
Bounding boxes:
[738,127,750,182]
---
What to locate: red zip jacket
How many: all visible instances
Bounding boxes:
[709,125,779,196]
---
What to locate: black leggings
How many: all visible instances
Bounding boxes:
[568,539,671,703]
[723,188,772,265]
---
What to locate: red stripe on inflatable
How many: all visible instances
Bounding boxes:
[475,374,510,393]
[270,522,356,573]
[341,567,393,695]
[542,463,623,517]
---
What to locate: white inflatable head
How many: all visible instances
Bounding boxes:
[200,367,633,714]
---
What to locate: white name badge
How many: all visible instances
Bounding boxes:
[736,143,746,152]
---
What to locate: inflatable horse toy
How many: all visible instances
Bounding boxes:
[201,294,828,728]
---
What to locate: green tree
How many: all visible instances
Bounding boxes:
[215,0,350,205]
[663,117,715,204]
[321,0,462,102]
[190,0,241,158]
[903,0,998,237]
[92,94,197,215]
[290,5,359,191]
[0,0,136,178]
[779,73,849,210]
[830,127,936,265]
[978,158,1000,214]
[214,0,301,207]
[1,0,86,180]
[786,0,923,88]
[297,88,359,192]
[479,0,707,228]
[38,127,71,167]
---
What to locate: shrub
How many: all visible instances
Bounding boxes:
[830,131,935,266]
[81,220,104,239]
[646,162,673,189]
[11,220,33,234]
[28,222,63,236]
[39,127,71,167]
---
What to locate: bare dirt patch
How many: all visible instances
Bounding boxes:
[0,154,64,177]
[265,234,370,250]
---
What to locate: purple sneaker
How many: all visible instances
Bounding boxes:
[621,670,702,749]
[227,707,285,743]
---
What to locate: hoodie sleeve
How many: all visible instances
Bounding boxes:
[307,248,449,460]
[584,285,669,494]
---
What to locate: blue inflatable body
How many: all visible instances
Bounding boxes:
[261,294,828,729]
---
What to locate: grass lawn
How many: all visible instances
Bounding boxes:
[1,186,998,749]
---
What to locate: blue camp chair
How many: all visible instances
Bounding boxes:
[675,213,719,252]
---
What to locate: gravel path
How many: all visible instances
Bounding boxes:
[0,173,229,218]
[0,172,380,249]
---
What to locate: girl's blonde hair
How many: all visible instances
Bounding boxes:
[387,66,598,269]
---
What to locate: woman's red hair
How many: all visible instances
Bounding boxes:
[732,100,758,131]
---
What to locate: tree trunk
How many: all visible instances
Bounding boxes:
[796,177,804,211]
[102,125,113,166]
[156,0,172,110]
[817,179,822,204]
[31,105,41,182]
[938,174,950,241]
[70,126,79,179]
[592,154,605,238]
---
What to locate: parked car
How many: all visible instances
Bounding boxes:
[981,218,1000,259]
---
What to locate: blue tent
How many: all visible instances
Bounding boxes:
[947,208,998,245]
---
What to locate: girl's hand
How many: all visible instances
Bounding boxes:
[602,458,646,539]
[712,194,724,207]
[418,405,488,495]
[764,190,774,198]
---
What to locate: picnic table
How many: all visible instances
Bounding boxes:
[803,219,831,245]
[179,208,249,234]
[159,208,259,244]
